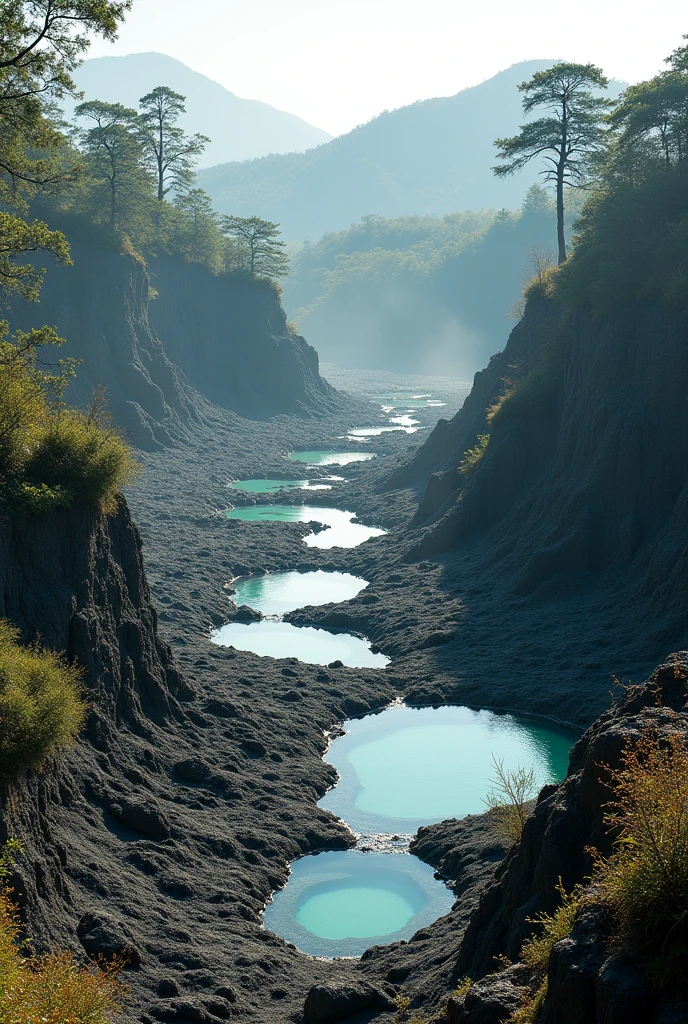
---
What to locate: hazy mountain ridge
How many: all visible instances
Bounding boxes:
[197,61,625,240]
[66,52,332,166]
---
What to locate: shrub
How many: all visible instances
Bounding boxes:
[0,841,125,1022]
[483,757,537,843]
[0,621,85,780]
[506,881,582,1023]
[459,434,490,476]
[24,407,139,515]
[591,716,688,984]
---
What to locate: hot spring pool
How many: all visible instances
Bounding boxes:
[211,620,388,668]
[263,704,577,957]
[319,703,576,833]
[231,570,368,617]
[220,505,385,549]
[263,850,454,957]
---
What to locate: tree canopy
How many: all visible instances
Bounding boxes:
[220,216,290,278]
[137,86,208,201]
[494,63,611,263]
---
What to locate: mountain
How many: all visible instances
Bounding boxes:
[197,61,625,240]
[66,53,332,166]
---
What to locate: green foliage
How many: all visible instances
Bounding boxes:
[459,434,490,477]
[0,841,125,1020]
[0,622,85,780]
[506,882,582,1023]
[483,756,537,842]
[553,35,688,314]
[453,977,472,998]
[73,99,154,230]
[488,318,567,427]
[521,883,583,970]
[137,86,208,201]
[24,406,139,514]
[494,63,611,263]
[591,716,688,985]
[220,215,290,278]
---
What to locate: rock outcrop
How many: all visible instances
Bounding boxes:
[12,238,335,451]
[148,256,333,418]
[448,654,688,1023]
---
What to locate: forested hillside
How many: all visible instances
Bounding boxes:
[197,61,623,240]
[284,187,578,375]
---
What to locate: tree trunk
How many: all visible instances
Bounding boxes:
[556,164,566,264]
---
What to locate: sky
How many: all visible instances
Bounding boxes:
[88,0,687,136]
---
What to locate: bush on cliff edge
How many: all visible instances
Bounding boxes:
[0,622,85,780]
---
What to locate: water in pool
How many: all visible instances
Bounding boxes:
[289,451,376,466]
[220,505,385,549]
[211,620,388,668]
[348,425,418,437]
[263,850,454,957]
[319,704,577,833]
[231,570,368,616]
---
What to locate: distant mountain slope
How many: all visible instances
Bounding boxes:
[199,60,624,240]
[66,53,331,167]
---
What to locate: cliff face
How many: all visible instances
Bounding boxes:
[147,257,333,418]
[12,241,196,451]
[12,240,335,451]
[447,655,688,1024]
[400,300,688,615]
[0,500,189,949]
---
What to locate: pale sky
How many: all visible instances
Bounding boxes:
[88,0,687,136]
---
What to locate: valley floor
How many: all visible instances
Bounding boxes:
[106,366,684,1021]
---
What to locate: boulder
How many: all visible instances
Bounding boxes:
[303,981,396,1023]
[77,911,141,967]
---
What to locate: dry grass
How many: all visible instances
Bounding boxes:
[0,842,125,1022]
[592,715,688,985]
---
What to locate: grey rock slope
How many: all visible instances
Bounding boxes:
[67,52,332,166]
[12,238,335,448]
[147,256,333,417]
[397,297,688,645]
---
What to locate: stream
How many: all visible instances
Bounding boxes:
[216,380,577,957]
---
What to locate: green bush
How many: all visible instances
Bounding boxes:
[0,621,85,780]
[23,408,139,515]
[459,434,490,476]
[506,882,582,1023]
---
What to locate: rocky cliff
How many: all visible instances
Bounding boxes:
[12,239,334,451]
[148,257,333,418]
[445,654,688,1024]
[399,299,688,605]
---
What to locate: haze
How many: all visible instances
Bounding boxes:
[87,0,686,135]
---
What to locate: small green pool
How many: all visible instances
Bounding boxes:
[320,704,577,833]
[220,505,385,549]
[232,570,368,616]
[211,620,388,668]
[264,850,454,957]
